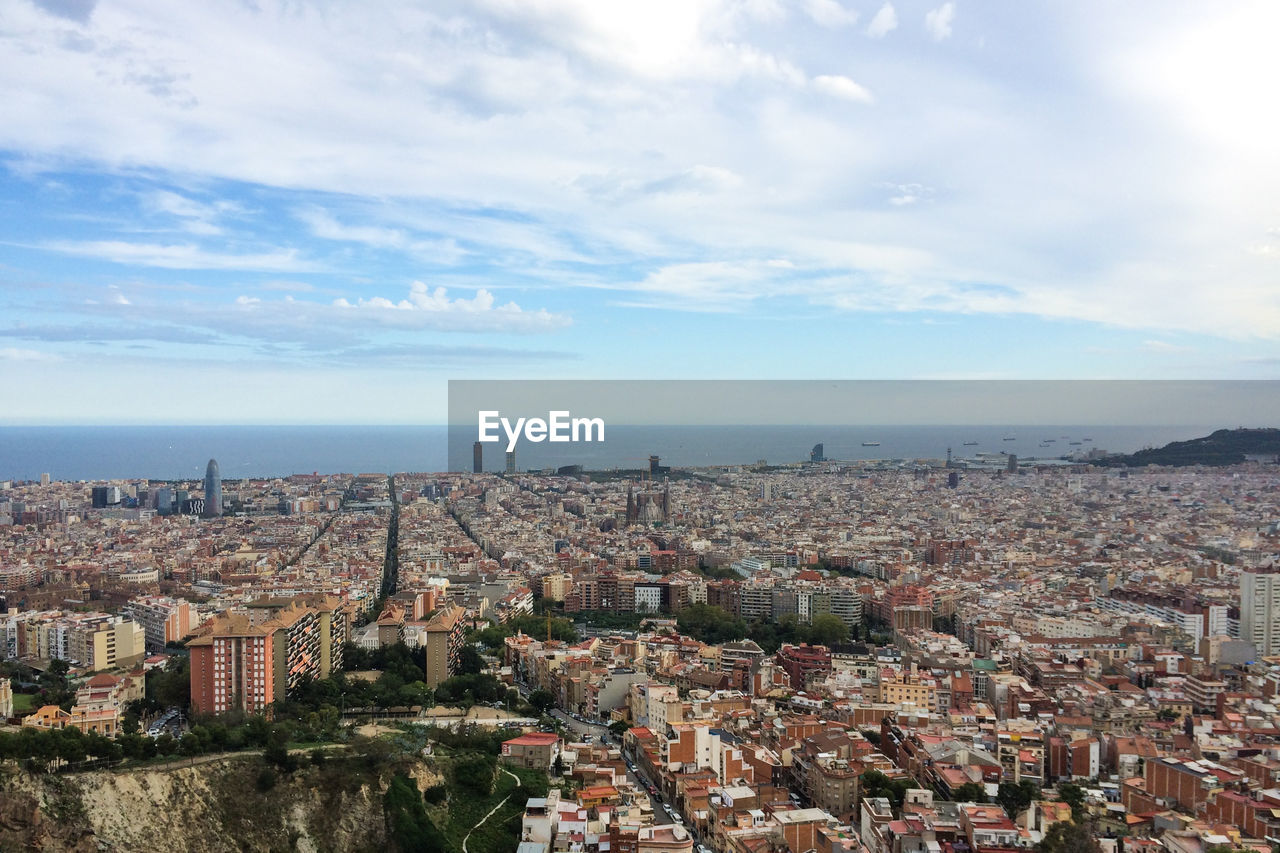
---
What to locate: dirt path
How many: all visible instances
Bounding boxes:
[461,767,521,853]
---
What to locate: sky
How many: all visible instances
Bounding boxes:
[1,0,1278,424]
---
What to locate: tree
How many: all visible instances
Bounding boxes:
[953,782,986,803]
[861,770,913,809]
[609,720,630,738]
[528,689,556,715]
[457,645,485,676]
[997,780,1039,818]
[1057,782,1086,822]
[808,613,849,647]
[676,604,748,645]
[384,773,445,853]
[1037,820,1102,853]
[452,752,497,796]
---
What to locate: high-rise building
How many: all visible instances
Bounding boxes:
[1241,567,1280,657]
[506,450,516,474]
[39,473,50,486]
[810,443,824,463]
[187,596,347,715]
[122,595,194,651]
[202,458,222,518]
[1006,454,1018,474]
[649,455,660,477]
[473,441,484,474]
[423,603,466,688]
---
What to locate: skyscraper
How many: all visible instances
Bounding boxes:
[1241,567,1280,657]
[473,441,484,473]
[809,443,824,463]
[506,450,516,474]
[202,458,222,518]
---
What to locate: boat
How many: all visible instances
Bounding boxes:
[1002,436,1016,441]
[962,441,978,446]
[1039,442,1051,448]
[1069,441,1082,446]
[1043,438,1056,443]
[861,441,880,447]
[1083,437,1093,442]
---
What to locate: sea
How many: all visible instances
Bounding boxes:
[0,424,1220,482]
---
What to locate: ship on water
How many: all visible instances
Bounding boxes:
[861,441,880,446]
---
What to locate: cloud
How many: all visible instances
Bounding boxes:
[297,208,465,264]
[319,342,579,367]
[29,0,95,23]
[1141,340,1194,354]
[866,3,898,38]
[882,182,934,206]
[34,240,323,272]
[328,281,569,333]
[0,346,61,362]
[925,3,955,41]
[260,280,316,293]
[1,0,1280,351]
[812,74,874,104]
[573,164,743,202]
[144,190,236,236]
[0,323,221,345]
[803,0,858,29]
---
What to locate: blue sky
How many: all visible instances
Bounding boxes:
[1,0,1278,423]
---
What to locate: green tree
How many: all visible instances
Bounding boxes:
[953,782,986,803]
[1057,782,1086,822]
[528,689,556,715]
[997,780,1039,818]
[457,645,485,676]
[609,720,630,738]
[675,604,748,645]
[452,752,497,796]
[808,613,849,646]
[384,772,445,853]
[861,770,913,809]
[1037,820,1102,853]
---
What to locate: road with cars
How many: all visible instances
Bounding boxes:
[518,683,713,851]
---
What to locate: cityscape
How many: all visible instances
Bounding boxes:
[2,1,1279,852]
[3,438,1280,853]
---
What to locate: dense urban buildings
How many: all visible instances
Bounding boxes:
[4,454,1280,853]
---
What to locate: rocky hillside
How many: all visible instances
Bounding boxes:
[1095,427,1280,467]
[0,754,443,853]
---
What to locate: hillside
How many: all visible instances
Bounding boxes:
[0,753,443,853]
[1095,427,1280,467]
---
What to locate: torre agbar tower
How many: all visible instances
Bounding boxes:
[202,458,222,518]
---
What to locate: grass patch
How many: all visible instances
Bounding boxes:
[12,692,36,713]
[426,758,549,853]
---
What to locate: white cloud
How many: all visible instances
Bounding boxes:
[36,240,323,272]
[0,347,60,362]
[297,208,465,263]
[1,1,1279,344]
[925,3,955,41]
[144,190,236,235]
[803,0,858,28]
[328,281,571,333]
[812,74,874,104]
[866,3,897,38]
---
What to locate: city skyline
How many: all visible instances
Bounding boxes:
[1,1,1278,424]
